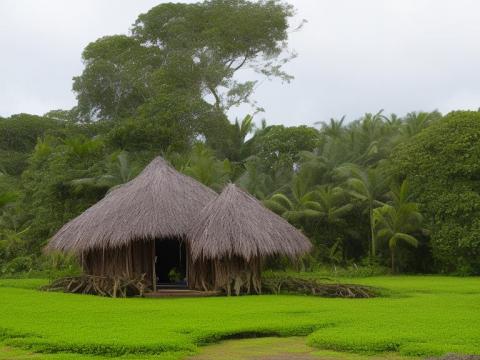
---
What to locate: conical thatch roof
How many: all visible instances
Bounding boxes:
[188,184,312,261]
[47,157,217,253]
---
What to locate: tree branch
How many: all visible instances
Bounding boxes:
[207,83,221,109]
[233,55,249,71]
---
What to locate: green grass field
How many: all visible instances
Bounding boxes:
[0,276,478,359]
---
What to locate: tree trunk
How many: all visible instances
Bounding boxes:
[369,204,376,257]
[391,247,395,274]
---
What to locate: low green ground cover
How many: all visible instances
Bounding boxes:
[0,276,478,359]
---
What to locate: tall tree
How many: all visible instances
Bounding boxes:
[133,0,294,111]
[336,164,388,257]
[73,0,295,121]
[374,180,424,272]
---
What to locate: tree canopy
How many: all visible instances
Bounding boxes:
[390,111,480,273]
[73,0,294,122]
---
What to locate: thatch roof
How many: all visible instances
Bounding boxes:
[47,157,217,253]
[188,184,312,261]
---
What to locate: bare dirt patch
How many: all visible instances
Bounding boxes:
[188,337,412,360]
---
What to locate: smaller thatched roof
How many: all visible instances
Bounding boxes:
[188,184,312,261]
[47,157,217,254]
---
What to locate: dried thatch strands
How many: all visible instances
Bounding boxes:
[187,184,312,294]
[46,157,217,254]
[262,273,377,298]
[188,183,312,261]
[79,241,155,285]
[42,274,149,298]
[187,256,262,295]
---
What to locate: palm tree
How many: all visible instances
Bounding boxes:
[314,186,354,227]
[236,156,272,199]
[63,136,103,160]
[264,180,352,229]
[374,180,424,272]
[263,175,318,221]
[383,113,402,128]
[400,111,441,138]
[183,144,231,191]
[264,182,354,262]
[315,115,346,138]
[70,151,138,192]
[229,114,256,160]
[336,164,388,256]
[298,134,355,185]
[345,110,394,166]
[233,115,254,144]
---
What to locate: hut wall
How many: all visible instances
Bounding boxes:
[82,240,154,287]
[188,255,262,295]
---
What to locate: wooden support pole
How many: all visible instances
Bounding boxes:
[80,251,84,273]
[102,248,105,275]
[152,241,157,292]
[185,241,190,289]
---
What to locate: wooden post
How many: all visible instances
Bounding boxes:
[102,248,105,275]
[152,241,157,292]
[185,241,189,289]
[126,244,130,278]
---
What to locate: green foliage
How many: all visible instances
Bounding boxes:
[132,0,294,111]
[252,125,320,172]
[336,164,389,257]
[390,111,480,274]
[0,276,479,358]
[19,135,107,252]
[0,192,17,211]
[69,151,141,193]
[0,0,472,277]
[400,111,442,138]
[73,35,162,121]
[73,0,293,121]
[235,155,273,199]
[0,114,62,153]
[264,182,355,264]
[373,180,424,272]
[226,114,255,161]
[181,144,232,191]
[0,114,63,175]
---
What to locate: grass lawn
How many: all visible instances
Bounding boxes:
[0,276,478,359]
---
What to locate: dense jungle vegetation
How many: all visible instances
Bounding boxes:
[1,0,479,277]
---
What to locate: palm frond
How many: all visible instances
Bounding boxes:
[268,193,293,210]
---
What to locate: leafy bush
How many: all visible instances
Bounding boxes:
[390,111,480,274]
[2,256,33,275]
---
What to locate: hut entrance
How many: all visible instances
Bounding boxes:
[155,238,187,287]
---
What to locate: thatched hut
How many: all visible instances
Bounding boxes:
[47,157,217,290]
[187,184,312,294]
[48,158,311,295]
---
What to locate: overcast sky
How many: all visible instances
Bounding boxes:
[1,0,479,127]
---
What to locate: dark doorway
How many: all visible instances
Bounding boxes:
[155,238,187,286]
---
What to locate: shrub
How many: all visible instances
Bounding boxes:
[390,111,480,274]
[2,256,33,275]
